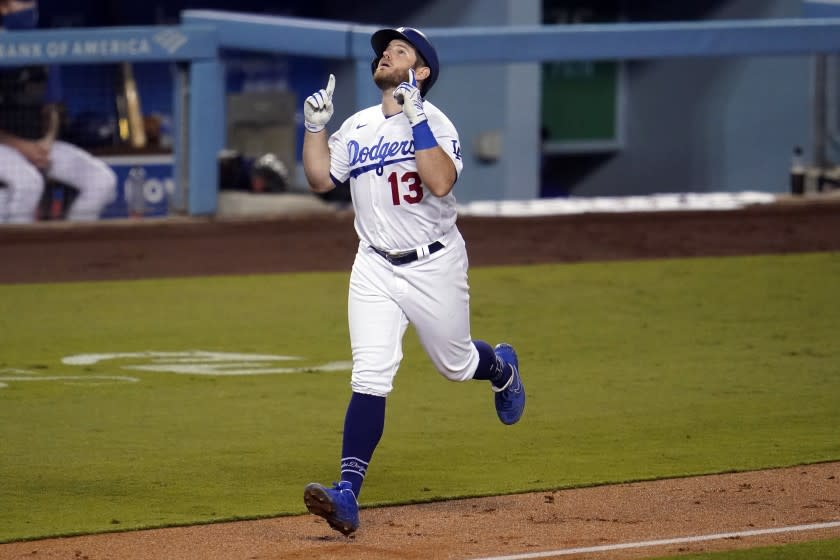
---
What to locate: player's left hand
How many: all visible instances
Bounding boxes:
[393,69,427,127]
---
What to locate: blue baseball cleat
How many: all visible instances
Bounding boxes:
[493,343,525,425]
[303,481,360,536]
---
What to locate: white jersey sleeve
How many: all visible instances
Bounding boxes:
[328,117,354,186]
[425,103,463,180]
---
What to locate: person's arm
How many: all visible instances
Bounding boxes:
[302,74,336,193]
[0,128,50,169]
[0,129,22,147]
[393,70,456,197]
[303,130,334,193]
[413,143,456,197]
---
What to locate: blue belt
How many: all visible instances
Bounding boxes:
[371,241,445,266]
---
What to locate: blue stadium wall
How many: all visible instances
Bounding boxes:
[38,0,826,201]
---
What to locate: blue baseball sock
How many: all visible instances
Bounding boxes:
[471,340,512,389]
[340,392,386,499]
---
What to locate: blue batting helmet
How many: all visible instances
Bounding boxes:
[371,27,439,96]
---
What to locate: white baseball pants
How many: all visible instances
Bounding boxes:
[0,140,117,223]
[348,227,480,397]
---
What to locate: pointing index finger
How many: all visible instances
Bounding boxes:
[409,68,416,87]
[325,74,336,98]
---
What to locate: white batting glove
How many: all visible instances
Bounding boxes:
[304,74,335,133]
[393,69,427,127]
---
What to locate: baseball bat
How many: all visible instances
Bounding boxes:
[115,66,129,145]
[120,62,147,148]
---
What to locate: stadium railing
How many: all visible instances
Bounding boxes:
[2,14,839,218]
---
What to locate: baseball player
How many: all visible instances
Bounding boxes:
[300,26,525,536]
[0,0,117,223]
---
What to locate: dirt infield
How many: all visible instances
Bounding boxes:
[1,197,839,559]
[1,463,838,560]
[1,198,840,284]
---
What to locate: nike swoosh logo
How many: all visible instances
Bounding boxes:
[356,123,367,129]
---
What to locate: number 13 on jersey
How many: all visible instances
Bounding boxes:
[388,139,461,206]
[388,171,422,205]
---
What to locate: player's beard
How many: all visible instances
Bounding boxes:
[374,66,410,92]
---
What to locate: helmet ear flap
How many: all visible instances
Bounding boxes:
[371,57,381,75]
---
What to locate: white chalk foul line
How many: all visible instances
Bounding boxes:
[469,520,840,560]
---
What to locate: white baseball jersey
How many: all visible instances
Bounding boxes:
[328,101,463,251]
[328,101,479,397]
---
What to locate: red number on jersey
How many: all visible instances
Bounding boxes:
[388,171,423,205]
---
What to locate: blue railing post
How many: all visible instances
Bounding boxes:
[186,59,225,215]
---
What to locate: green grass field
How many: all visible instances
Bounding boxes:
[1,252,838,545]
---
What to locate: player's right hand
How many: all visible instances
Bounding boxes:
[393,69,427,127]
[304,74,335,133]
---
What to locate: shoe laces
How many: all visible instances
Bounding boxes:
[491,364,518,393]
[332,481,358,504]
